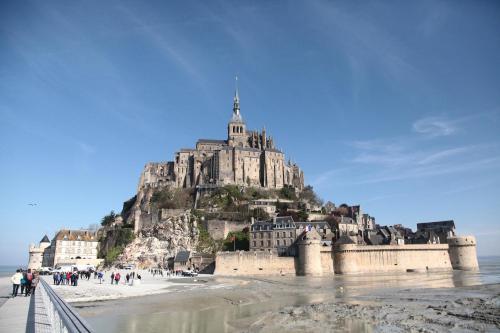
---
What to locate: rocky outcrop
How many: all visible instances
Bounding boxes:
[115,211,199,268]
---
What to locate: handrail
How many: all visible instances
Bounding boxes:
[39,278,94,333]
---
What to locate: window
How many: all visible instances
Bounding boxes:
[267,240,271,246]
[260,241,263,246]
[276,240,280,246]
[253,241,256,247]
[284,240,287,246]
[289,231,293,237]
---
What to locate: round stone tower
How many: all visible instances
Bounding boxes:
[448,235,479,271]
[28,235,51,270]
[297,227,323,276]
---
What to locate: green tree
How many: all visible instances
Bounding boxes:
[223,230,249,251]
[279,186,297,200]
[299,185,323,206]
[101,211,117,226]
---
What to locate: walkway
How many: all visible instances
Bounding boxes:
[0,289,53,333]
[0,294,30,332]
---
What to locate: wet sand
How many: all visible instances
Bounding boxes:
[74,265,500,332]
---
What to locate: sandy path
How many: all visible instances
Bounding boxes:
[44,270,217,303]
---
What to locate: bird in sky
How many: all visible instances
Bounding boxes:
[28,203,37,206]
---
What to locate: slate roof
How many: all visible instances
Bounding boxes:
[197,139,227,144]
[295,221,329,229]
[174,250,191,263]
[264,148,283,153]
[40,235,50,243]
[417,220,455,230]
[54,230,97,241]
[275,216,294,224]
[334,235,356,245]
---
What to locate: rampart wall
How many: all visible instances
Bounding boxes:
[215,242,478,276]
[215,251,296,276]
[334,244,452,274]
[320,248,334,275]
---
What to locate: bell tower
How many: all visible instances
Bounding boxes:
[227,76,247,147]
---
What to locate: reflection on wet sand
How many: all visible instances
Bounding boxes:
[79,257,498,333]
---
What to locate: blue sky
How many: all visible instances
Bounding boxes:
[1,1,499,264]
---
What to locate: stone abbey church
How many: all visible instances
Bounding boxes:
[138,87,304,191]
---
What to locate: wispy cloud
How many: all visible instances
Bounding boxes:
[77,142,95,155]
[412,116,457,137]
[417,146,474,165]
[355,156,500,184]
[307,1,420,86]
[116,5,202,82]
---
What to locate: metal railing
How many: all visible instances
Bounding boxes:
[39,278,94,333]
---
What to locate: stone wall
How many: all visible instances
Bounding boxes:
[204,220,249,240]
[215,251,297,276]
[333,244,453,274]
[320,248,334,275]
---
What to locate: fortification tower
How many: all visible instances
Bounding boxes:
[297,228,323,276]
[28,235,51,270]
[448,235,479,271]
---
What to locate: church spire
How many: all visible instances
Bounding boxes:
[233,76,240,116]
[231,76,243,122]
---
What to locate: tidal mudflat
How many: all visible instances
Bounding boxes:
[74,257,500,333]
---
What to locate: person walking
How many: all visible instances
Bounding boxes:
[126,273,130,284]
[20,270,27,296]
[31,273,39,295]
[11,269,23,297]
[53,272,58,285]
[110,272,115,284]
[72,272,79,286]
[114,272,120,285]
[25,269,33,296]
[98,271,104,284]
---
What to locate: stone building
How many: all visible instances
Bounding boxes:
[42,230,100,268]
[27,235,51,270]
[137,86,304,192]
[249,217,333,256]
[416,220,456,244]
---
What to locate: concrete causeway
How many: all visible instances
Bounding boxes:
[0,289,53,333]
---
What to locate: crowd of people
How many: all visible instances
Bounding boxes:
[10,265,196,298]
[149,268,195,277]
[52,271,80,286]
[10,268,40,297]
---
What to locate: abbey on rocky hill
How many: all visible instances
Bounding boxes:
[138,84,304,191]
